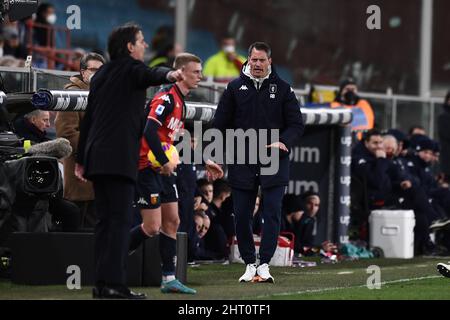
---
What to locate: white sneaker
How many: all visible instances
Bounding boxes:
[437,263,450,278]
[429,219,450,230]
[256,263,274,283]
[239,263,257,282]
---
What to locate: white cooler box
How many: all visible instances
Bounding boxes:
[369,210,415,259]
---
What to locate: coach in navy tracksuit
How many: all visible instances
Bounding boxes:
[212,42,304,282]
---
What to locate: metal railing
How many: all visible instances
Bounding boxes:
[0,66,445,138]
[25,20,77,70]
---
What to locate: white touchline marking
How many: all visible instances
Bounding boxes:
[337,271,354,275]
[254,275,441,299]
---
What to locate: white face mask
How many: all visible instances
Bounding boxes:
[0,48,3,58]
[88,73,95,83]
[222,45,235,53]
[46,14,57,25]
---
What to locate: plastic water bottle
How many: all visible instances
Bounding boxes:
[23,140,31,153]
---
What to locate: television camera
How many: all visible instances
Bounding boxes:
[0,91,69,247]
[0,0,39,22]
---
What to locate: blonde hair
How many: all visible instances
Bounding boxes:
[173,53,202,69]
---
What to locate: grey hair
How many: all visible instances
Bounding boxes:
[24,109,44,119]
[80,52,106,71]
[383,134,398,143]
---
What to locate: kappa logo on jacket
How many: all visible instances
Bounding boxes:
[137,197,149,206]
[160,94,171,103]
[239,85,248,91]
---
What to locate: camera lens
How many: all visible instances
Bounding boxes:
[26,160,56,189]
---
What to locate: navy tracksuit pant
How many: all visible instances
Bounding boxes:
[232,185,285,265]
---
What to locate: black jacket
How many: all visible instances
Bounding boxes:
[438,104,450,175]
[403,154,439,196]
[77,56,172,182]
[351,145,403,203]
[213,64,304,189]
[13,117,51,143]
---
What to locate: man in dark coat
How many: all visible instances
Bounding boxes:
[55,52,106,229]
[438,92,450,181]
[213,42,304,283]
[75,23,183,299]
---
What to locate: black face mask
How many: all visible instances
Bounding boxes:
[343,91,360,105]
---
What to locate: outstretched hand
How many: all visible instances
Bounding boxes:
[205,159,224,181]
[167,69,184,82]
[266,142,288,152]
[160,161,177,176]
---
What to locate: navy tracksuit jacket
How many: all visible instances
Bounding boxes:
[212,64,304,190]
[212,64,304,265]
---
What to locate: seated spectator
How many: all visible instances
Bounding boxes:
[386,128,409,157]
[281,194,303,249]
[194,189,208,212]
[303,191,320,220]
[203,35,246,83]
[13,111,80,233]
[403,137,450,230]
[281,192,320,255]
[197,178,213,204]
[14,110,51,143]
[210,179,234,237]
[409,125,426,137]
[352,129,440,255]
[188,212,206,262]
[203,179,231,260]
[188,212,221,262]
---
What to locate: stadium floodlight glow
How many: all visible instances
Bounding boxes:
[0,0,39,22]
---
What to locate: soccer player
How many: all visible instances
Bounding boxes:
[129,53,222,294]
